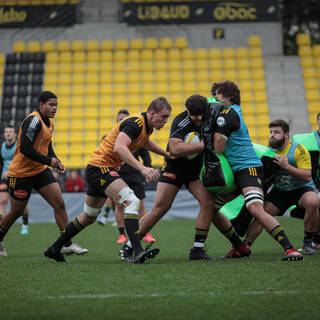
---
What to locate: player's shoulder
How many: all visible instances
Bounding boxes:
[172,111,190,127]
[295,142,309,156]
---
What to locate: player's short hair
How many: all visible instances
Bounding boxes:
[185,94,208,116]
[4,125,15,132]
[117,109,129,117]
[210,80,241,105]
[147,96,172,113]
[39,91,57,104]
[317,112,320,120]
[268,119,290,134]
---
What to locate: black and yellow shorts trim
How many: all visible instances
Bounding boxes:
[266,186,316,215]
[0,179,9,193]
[8,168,57,201]
[158,161,202,189]
[86,164,121,198]
[234,166,264,190]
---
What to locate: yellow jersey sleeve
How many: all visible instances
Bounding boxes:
[294,144,312,169]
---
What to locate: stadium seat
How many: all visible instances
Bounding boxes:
[168,83,182,94]
[304,78,318,89]
[130,38,143,50]
[56,107,69,120]
[196,59,208,71]
[210,70,224,82]
[72,73,85,84]
[113,83,127,94]
[73,52,86,62]
[141,71,153,83]
[59,51,72,63]
[100,51,112,62]
[222,48,235,59]
[84,131,98,143]
[248,35,261,47]
[195,48,207,60]
[42,40,55,52]
[140,49,153,61]
[140,61,153,72]
[237,58,250,70]
[71,84,84,96]
[208,48,221,59]
[13,41,26,53]
[86,40,99,51]
[101,39,113,51]
[300,56,314,68]
[114,51,126,62]
[298,46,312,57]
[254,91,267,102]
[175,37,188,49]
[58,62,72,73]
[255,103,269,115]
[296,33,311,46]
[312,44,320,57]
[181,59,195,71]
[28,41,41,52]
[305,89,320,101]
[57,40,70,52]
[46,52,59,63]
[251,69,265,80]
[159,38,172,49]
[127,72,140,83]
[114,62,126,72]
[223,59,236,70]
[168,60,180,71]
[59,84,71,96]
[154,60,167,72]
[145,38,158,49]
[154,49,167,61]
[302,67,316,78]
[71,40,85,51]
[86,84,99,95]
[87,73,99,84]
[58,74,71,85]
[85,119,98,130]
[113,73,127,83]
[225,69,238,81]
[100,83,112,94]
[127,50,140,61]
[181,48,194,60]
[250,58,264,69]
[236,47,249,59]
[249,47,263,58]
[252,79,266,91]
[308,102,320,113]
[115,39,129,50]
[183,81,197,94]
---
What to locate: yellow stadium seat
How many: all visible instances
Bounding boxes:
[237,58,250,70]
[140,61,153,72]
[154,60,167,71]
[54,131,69,142]
[86,73,99,84]
[312,44,320,57]
[252,79,266,91]
[256,115,270,126]
[254,91,267,102]
[181,48,194,60]
[298,46,312,57]
[155,82,168,96]
[85,119,98,130]
[46,52,59,63]
[128,83,140,94]
[44,82,57,93]
[71,40,84,51]
[100,51,112,62]
[113,73,127,83]
[56,107,69,120]
[127,50,140,61]
[248,35,261,47]
[159,38,172,49]
[224,70,238,81]
[28,41,40,52]
[59,51,72,63]
[142,83,155,94]
[54,143,69,156]
[237,70,251,80]
[141,71,153,82]
[71,84,85,96]
[222,48,235,59]
[196,59,208,71]
[84,131,98,143]
[223,59,236,70]
[70,106,84,119]
[87,84,99,95]
[87,51,100,62]
[13,41,26,53]
[249,47,263,58]
[197,81,210,94]
[175,37,188,49]
[183,81,197,94]
[0,53,4,65]
[57,40,70,52]
[302,67,316,78]
[59,84,71,96]
[114,51,126,62]
[116,39,129,50]
[72,73,85,84]
[113,95,127,107]
[100,63,112,74]
[308,102,320,112]
[170,93,183,105]
[58,74,71,85]
[244,115,255,126]
[168,49,181,60]
[155,72,167,83]
[69,140,83,155]
[208,59,222,70]
[195,48,207,60]
[184,71,195,82]
[86,62,99,73]
[113,83,127,94]
[86,40,99,51]
[58,62,72,74]
[236,47,249,59]
[300,56,314,68]
[242,91,253,103]
[127,94,141,107]
[210,70,224,82]
[127,72,140,83]
[250,58,264,69]
[197,70,209,81]
[296,33,311,46]
[306,89,320,101]
[72,62,85,73]
[314,57,320,68]
[181,59,195,71]
[168,60,180,71]
[99,95,113,107]
[73,51,86,62]
[255,103,269,115]
[145,38,158,49]
[101,39,113,51]
[114,62,126,72]
[169,71,181,82]
[168,83,182,93]
[42,40,55,52]
[130,38,143,50]
[242,103,255,115]
[304,78,318,90]
[127,61,139,72]
[154,49,167,61]
[208,48,221,59]
[100,83,113,95]
[251,69,264,80]
[45,63,58,74]
[141,94,155,106]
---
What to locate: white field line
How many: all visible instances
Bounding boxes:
[46,290,320,300]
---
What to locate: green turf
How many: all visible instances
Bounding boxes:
[0,218,319,320]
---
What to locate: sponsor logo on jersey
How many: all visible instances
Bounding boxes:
[216,116,226,127]
[14,189,28,199]
[109,171,120,177]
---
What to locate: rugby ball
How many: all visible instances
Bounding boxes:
[184,132,201,160]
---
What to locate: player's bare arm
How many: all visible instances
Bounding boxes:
[213,132,227,154]
[169,137,204,157]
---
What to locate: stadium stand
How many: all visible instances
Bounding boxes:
[297,33,320,131]
[0,35,270,168]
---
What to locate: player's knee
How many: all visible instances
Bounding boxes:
[84,203,101,218]
[118,187,140,215]
[244,190,264,214]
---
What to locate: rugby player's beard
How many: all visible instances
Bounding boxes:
[269,136,285,149]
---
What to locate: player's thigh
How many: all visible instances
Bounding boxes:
[105,178,129,201]
[152,182,179,213]
[298,190,319,211]
[188,179,214,208]
[37,182,65,209]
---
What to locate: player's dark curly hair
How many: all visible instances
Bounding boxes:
[147,96,172,112]
[39,91,57,103]
[210,80,241,105]
[268,119,290,134]
[185,94,208,116]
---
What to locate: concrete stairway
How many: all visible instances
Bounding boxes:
[264,56,310,135]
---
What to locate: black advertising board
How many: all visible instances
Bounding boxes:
[121,0,280,25]
[0,4,78,28]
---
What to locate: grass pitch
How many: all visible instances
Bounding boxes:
[0,218,319,320]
